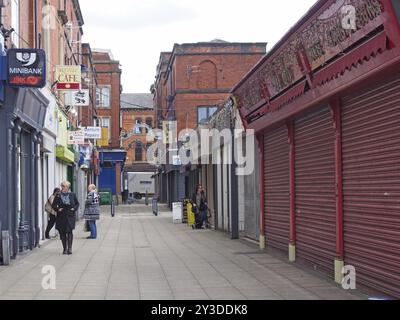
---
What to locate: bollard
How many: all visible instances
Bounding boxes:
[1,231,10,266]
[145,191,149,206]
[111,199,115,217]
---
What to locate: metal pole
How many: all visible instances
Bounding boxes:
[231,130,239,240]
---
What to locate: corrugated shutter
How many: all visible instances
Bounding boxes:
[295,107,336,275]
[264,126,290,252]
[342,76,400,299]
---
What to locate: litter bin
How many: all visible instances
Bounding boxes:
[99,189,112,205]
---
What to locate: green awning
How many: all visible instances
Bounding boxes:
[56,146,75,164]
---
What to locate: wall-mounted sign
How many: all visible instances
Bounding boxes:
[84,127,102,139]
[68,129,85,145]
[65,89,90,106]
[162,121,177,144]
[55,65,81,90]
[7,49,46,88]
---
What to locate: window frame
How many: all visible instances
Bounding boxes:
[96,86,112,109]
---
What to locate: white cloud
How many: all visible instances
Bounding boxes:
[80,0,317,93]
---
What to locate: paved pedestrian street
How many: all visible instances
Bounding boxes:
[0,204,368,300]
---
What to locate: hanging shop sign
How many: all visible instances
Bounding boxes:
[162,121,177,144]
[55,65,81,90]
[7,49,46,88]
[65,89,90,106]
[84,127,102,139]
[68,129,85,145]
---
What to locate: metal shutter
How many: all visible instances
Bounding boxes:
[295,107,336,275]
[342,76,400,299]
[264,126,290,252]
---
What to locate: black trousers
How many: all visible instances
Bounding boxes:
[45,215,57,238]
[60,232,74,252]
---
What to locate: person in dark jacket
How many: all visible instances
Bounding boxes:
[52,181,79,255]
[44,188,60,239]
[84,184,100,239]
[191,184,208,230]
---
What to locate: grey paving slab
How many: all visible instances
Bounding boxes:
[0,204,369,300]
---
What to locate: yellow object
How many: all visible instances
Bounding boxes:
[96,127,109,147]
[187,202,195,227]
[335,259,345,284]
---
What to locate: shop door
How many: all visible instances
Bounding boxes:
[295,106,336,275]
[342,76,400,298]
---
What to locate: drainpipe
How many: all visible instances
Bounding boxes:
[34,0,39,48]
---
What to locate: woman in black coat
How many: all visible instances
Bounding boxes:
[52,181,79,255]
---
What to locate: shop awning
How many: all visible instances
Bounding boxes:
[56,145,75,164]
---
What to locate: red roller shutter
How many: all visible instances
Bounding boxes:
[264,126,290,252]
[342,76,400,299]
[295,107,336,275]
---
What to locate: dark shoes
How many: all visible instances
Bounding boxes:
[67,251,72,255]
[63,250,67,255]
[86,236,97,239]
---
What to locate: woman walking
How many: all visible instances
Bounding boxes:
[52,181,79,255]
[84,184,100,239]
[191,184,208,230]
[44,188,60,239]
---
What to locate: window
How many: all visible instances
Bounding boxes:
[135,118,142,134]
[197,106,218,124]
[96,86,111,108]
[99,117,111,142]
[11,0,20,47]
[135,142,143,162]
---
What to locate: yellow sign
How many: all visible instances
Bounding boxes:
[96,127,109,147]
[55,65,81,90]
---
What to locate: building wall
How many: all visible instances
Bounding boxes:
[93,51,122,149]
[121,109,155,164]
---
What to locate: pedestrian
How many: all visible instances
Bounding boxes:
[44,188,61,239]
[52,181,79,255]
[84,184,100,239]
[191,184,208,230]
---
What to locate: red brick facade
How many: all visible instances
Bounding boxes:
[153,42,267,134]
[92,50,122,149]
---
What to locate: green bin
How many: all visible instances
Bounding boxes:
[98,189,112,205]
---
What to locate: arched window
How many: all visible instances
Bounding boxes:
[197,60,217,89]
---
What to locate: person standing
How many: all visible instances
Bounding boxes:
[52,181,79,255]
[191,184,208,230]
[84,184,100,239]
[44,188,61,239]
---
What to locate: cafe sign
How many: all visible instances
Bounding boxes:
[55,65,81,90]
[7,49,46,88]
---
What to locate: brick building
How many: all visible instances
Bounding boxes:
[153,40,267,206]
[92,49,126,199]
[121,93,155,166]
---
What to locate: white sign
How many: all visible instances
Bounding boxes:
[84,127,102,139]
[172,155,181,166]
[65,90,90,106]
[68,130,85,145]
[172,202,182,223]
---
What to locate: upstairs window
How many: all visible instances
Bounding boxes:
[96,86,111,108]
[198,106,218,124]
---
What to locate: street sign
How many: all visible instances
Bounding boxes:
[7,49,46,88]
[65,89,89,106]
[68,129,85,145]
[84,127,102,139]
[55,65,81,90]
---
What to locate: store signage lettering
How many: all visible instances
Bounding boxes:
[84,127,102,139]
[7,49,46,88]
[66,90,90,106]
[55,66,81,90]
[68,130,85,145]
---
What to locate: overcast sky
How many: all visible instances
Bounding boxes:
[79,0,317,93]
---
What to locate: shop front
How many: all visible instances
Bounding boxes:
[0,87,49,260]
[233,0,400,298]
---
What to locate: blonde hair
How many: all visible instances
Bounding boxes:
[88,184,97,192]
[61,181,71,189]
